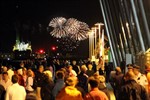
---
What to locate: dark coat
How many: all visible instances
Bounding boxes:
[41,75,54,100]
[77,72,88,93]
[119,79,149,100]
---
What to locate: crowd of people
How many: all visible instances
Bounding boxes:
[0,58,150,100]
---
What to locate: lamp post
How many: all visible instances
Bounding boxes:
[91,27,99,60]
[88,31,93,59]
[95,23,104,58]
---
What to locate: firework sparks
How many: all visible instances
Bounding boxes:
[50,28,67,38]
[49,17,67,38]
[70,22,90,40]
[57,37,80,52]
[49,17,67,28]
[49,17,89,40]
[64,18,80,34]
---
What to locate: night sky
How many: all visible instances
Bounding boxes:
[0,0,103,57]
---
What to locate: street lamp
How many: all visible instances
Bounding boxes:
[88,30,94,59]
[91,27,97,56]
[95,23,104,58]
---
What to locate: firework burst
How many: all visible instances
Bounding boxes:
[49,17,67,38]
[64,18,80,34]
[49,17,67,28]
[49,17,89,40]
[70,22,90,40]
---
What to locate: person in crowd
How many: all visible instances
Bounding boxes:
[145,63,150,95]
[91,73,110,99]
[20,61,25,67]
[16,62,25,81]
[26,93,37,100]
[120,59,126,74]
[133,65,148,90]
[26,69,34,93]
[60,68,69,81]
[86,64,95,77]
[49,64,55,81]
[72,60,80,75]
[43,66,53,80]
[0,84,5,100]
[98,75,111,100]
[22,67,27,87]
[2,66,8,73]
[92,61,97,73]
[0,72,12,90]
[126,64,133,72]
[105,62,113,82]
[85,58,92,68]
[16,68,25,87]
[7,65,14,81]
[56,76,83,100]
[67,65,77,77]
[5,75,26,100]
[52,70,65,98]
[33,65,44,100]
[110,67,124,100]
[118,71,149,100]
[41,73,54,100]
[77,64,88,93]
[97,56,105,75]
[84,76,108,100]
[53,59,61,71]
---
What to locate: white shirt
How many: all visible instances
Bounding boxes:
[7,69,14,80]
[5,83,26,100]
[135,73,148,88]
[0,79,12,90]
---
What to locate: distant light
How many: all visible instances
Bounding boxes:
[57,53,59,56]
[16,5,19,8]
[7,58,10,60]
[39,49,44,53]
[51,46,56,51]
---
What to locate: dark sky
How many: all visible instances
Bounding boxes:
[0,0,103,57]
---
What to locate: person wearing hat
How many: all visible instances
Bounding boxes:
[118,71,149,100]
[133,65,148,90]
[126,64,133,73]
[56,76,83,100]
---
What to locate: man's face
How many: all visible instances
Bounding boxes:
[2,74,8,80]
[39,67,44,73]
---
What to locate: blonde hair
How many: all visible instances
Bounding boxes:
[88,64,93,70]
[115,67,122,73]
[66,77,78,86]
[81,65,87,72]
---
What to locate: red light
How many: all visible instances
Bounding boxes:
[52,46,56,51]
[39,49,44,53]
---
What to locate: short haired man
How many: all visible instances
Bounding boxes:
[84,76,108,100]
[5,75,26,100]
[133,65,148,89]
[0,72,12,90]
